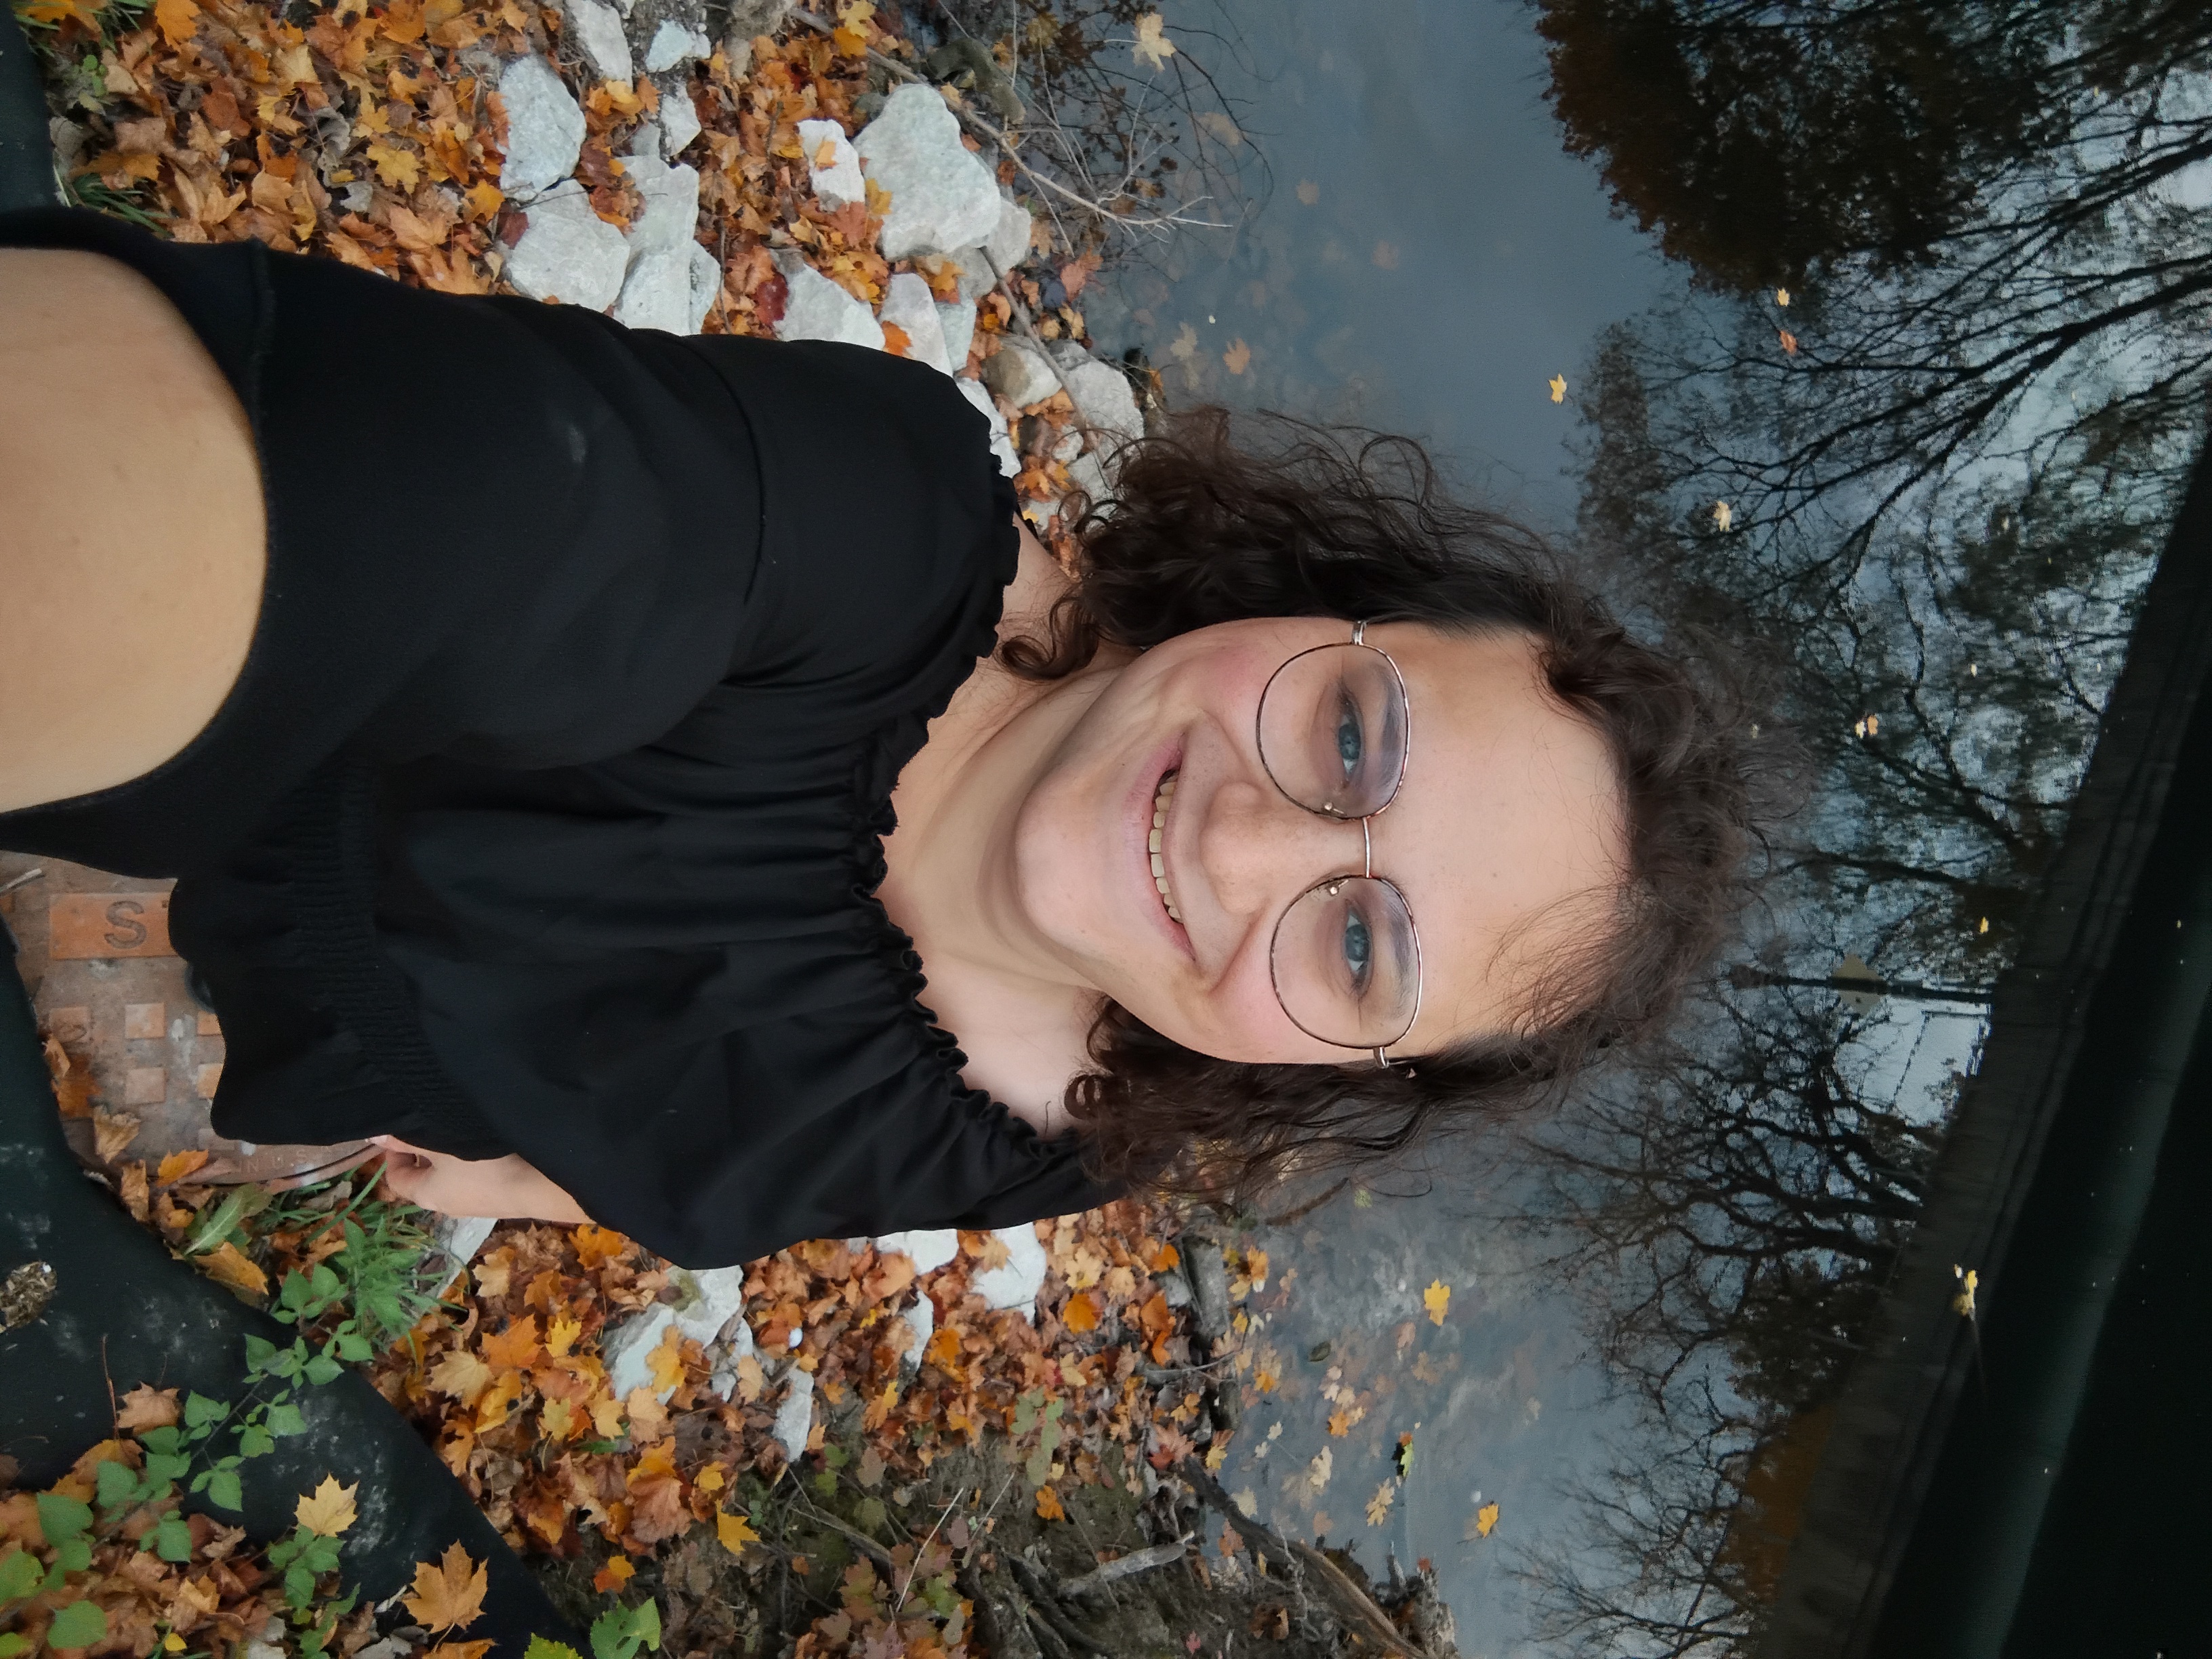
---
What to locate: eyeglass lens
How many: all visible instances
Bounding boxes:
[1258,643,1419,1050]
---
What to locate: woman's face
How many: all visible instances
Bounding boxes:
[1010,617,1628,1064]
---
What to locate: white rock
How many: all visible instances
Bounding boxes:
[982,336,1062,409]
[431,1214,497,1271]
[878,272,953,375]
[498,56,586,199]
[621,154,700,255]
[956,376,1020,478]
[937,296,976,370]
[604,1265,752,1401]
[506,180,631,310]
[854,83,1004,260]
[688,240,722,332]
[897,1292,934,1370]
[971,1224,1050,1319]
[872,1228,961,1275]
[1061,356,1145,449]
[771,1366,815,1465]
[1068,449,1111,511]
[985,194,1033,270]
[354,1641,412,1659]
[644,18,711,72]
[658,79,702,157]
[614,247,696,333]
[953,246,998,301]
[796,117,863,210]
[625,118,661,159]
[566,0,633,81]
[775,258,885,348]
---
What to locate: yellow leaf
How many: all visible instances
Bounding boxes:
[404,1542,489,1635]
[92,1109,140,1164]
[646,1321,686,1393]
[1222,338,1251,376]
[546,1315,582,1359]
[1422,1279,1450,1326]
[831,24,867,54]
[473,1370,523,1432]
[1713,501,1733,531]
[295,1476,359,1537]
[1548,373,1568,403]
[1475,1500,1500,1538]
[1326,1410,1351,1437]
[423,1643,493,1659]
[593,1557,636,1593]
[1132,11,1174,70]
[695,1462,726,1493]
[1776,287,1791,307]
[716,1509,760,1555]
[1364,1481,1395,1527]
[199,1242,269,1298]
[20,0,106,27]
[157,1149,209,1185]
[153,0,199,45]
[1033,1485,1065,1521]
[428,1349,495,1408]
[366,140,422,190]
[464,181,505,222]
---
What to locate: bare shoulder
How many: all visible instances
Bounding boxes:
[997,517,1076,648]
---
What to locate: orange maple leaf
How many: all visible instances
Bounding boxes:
[593,1556,635,1593]
[1033,1485,1065,1521]
[18,0,106,30]
[479,1315,541,1371]
[881,321,913,357]
[572,1223,630,1268]
[153,0,199,45]
[646,1322,687,1394]
[157,1149,209,1185]
[1779,328,1800,356]
[1222,339,1251,376]
[1061,1290,1101,1334]
[403,1542,489,1634]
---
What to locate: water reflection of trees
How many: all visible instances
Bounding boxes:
[1517,1,2212,1650]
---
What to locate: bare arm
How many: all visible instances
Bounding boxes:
[369,1135,594,1225]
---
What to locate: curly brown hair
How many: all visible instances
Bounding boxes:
[1001,406,1753,1212]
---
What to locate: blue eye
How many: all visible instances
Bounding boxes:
[1335,695,1364,781]
[1341,909,1372,989]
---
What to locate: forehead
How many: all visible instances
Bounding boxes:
[1370,623,1626,1044]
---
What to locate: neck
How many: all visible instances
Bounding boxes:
[878,649,1131,1118]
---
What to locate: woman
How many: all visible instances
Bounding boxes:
[0,206,1748,1268]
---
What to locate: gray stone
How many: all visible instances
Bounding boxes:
[625,118,661,159]
[613,247,695,333]
[982,336,1062,409]
[879,271,953,375]
[604,1264,754,1401]
[657,78,701,157]
[621,154,700,255]
[506,180,631,310]
[955,245,1000,300]
[688,239,722,332]
[956,377,1020,478]
[497,55,584,199]
[566,0,633,81]
[871,1228,960,1274]
[430,1214,496,1273]
[1067,449,1111,511]
[796,117,863,210]
[970,1225,1049,1320]
[773,257,884,348]
[770,1365,814,1465]
[985,193,1033,270]
[1061,356,1144,449]
[722,0,788,41]
[644,18,710,71]
[896,1291,933,1371]
[937,297,976,371]
[854,83,1004,260]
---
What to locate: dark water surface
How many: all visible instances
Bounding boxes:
[1082,3,1677,1650]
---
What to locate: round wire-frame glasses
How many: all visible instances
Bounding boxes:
[1256,622,1425,1065]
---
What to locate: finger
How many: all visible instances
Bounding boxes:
[371,1133,434,1160]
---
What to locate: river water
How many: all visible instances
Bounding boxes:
[1071,3,1681,1650]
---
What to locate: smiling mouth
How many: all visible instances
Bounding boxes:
[1150,771,1183,924]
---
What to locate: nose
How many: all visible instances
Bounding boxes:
[1197,776,1368,924]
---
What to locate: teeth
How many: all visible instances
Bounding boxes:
[1151,771,1182,924]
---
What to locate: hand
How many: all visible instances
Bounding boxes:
[369,1135,593,1225]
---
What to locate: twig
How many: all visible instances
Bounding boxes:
[1178,1458,1425,1659]
[1262,1179,1350,1230]
[893,1482,972,1612]
[1059,1535,1192,1598]
[785,7,1223,235]
[1005,1553,1116,1658]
